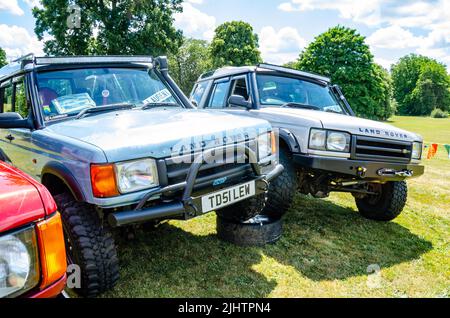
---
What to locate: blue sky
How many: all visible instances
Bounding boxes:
[1,0,449,70]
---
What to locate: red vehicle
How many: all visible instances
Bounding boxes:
[0,159,67,298]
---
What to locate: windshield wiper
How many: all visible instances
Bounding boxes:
[76,103,136,119]
[281,102,321,111]
[142,102,180,110]
[325,108,343,114]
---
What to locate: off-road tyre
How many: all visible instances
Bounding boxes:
[355,181,408,222]
[216,193,267,223]
[216,215,283,247]
[55,194,119,298]
[261,148,297,218]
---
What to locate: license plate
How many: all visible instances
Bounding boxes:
[201,181,256,213]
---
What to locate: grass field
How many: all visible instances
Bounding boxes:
[105,116,449,298]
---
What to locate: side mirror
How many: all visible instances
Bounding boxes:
[0,113,32,129]
[228,95,252,109]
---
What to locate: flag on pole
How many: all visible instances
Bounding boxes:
[427,143,438,159]
[445,144,450,159]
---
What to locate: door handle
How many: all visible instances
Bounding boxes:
[5,134,15,142]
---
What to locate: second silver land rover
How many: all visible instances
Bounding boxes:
[192,63,425,222]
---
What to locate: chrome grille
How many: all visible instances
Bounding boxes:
[353,136,412,163]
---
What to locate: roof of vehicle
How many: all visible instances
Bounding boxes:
[198,63,331,84]
[0,54,155,81]
[0,160,50,232]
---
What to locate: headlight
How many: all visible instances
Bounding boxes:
[257,132,275,160]
[309,129,327,151]
[115,159,159,194]
[0,227,39,298]
[327,132,350,152]
[412,142,423,160]
[309,129,350,153]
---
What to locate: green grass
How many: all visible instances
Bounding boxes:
[105,116,450,298]
[389,116,450,145]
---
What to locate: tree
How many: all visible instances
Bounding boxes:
[169,38,211,95]
[391,54,450,115]
[283,61,297,69]
[370,64,395,120]
[296,26,393,120]
[33,0,183,56]
[210,21,261,68]
[0,47,6,67]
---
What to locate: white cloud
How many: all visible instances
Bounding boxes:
[23,0,43,9]
[0,0,24,15]
[174,2,216,41]
[259,26,306,64]
[390,1,449,28]
[0,24,44,61]
[186,0,204,4]
[278,0,385,26]
[417,47,450,68]
[279,0,450,68]
[366,25,423,49]
[374,57,395,70]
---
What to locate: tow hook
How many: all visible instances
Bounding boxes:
[377,168,414,178]
[183,199,198,217]
[258,179,270,192]
[356,166,367,178]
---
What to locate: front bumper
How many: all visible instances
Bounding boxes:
[26,274,67,298]
[108,144,284,227]
[293,154,424,181]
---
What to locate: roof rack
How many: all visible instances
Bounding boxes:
[200,70,216,79]
[0,53,34,80]
[0,54,156,81]
[13,53,35,63]
[258,63,330,83]
[35,56,154,65]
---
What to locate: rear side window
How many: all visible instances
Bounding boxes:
[15,80,29,118]
[0,78,29,118]
[191,81,208,106]
[208,81,230,109]
[0,83,13,113]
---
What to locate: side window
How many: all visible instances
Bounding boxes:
[208,81,230,109]
[0,83,13,113]
[229,78,249,102]
[15,80,29,118]
[191,81,208,106]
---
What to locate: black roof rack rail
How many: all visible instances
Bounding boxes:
[257,63,330,83]
[200,70,216,79]
[34,55,154,65]
[13,53,35,63]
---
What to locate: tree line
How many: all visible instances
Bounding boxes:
[0,0,448,120]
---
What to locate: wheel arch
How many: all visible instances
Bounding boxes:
[41,162,86,202]
[278,128,301,153]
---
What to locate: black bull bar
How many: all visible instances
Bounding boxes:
[108,144,284,227]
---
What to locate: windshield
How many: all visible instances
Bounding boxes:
[256,74,346,114]
[36,68,179,120]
